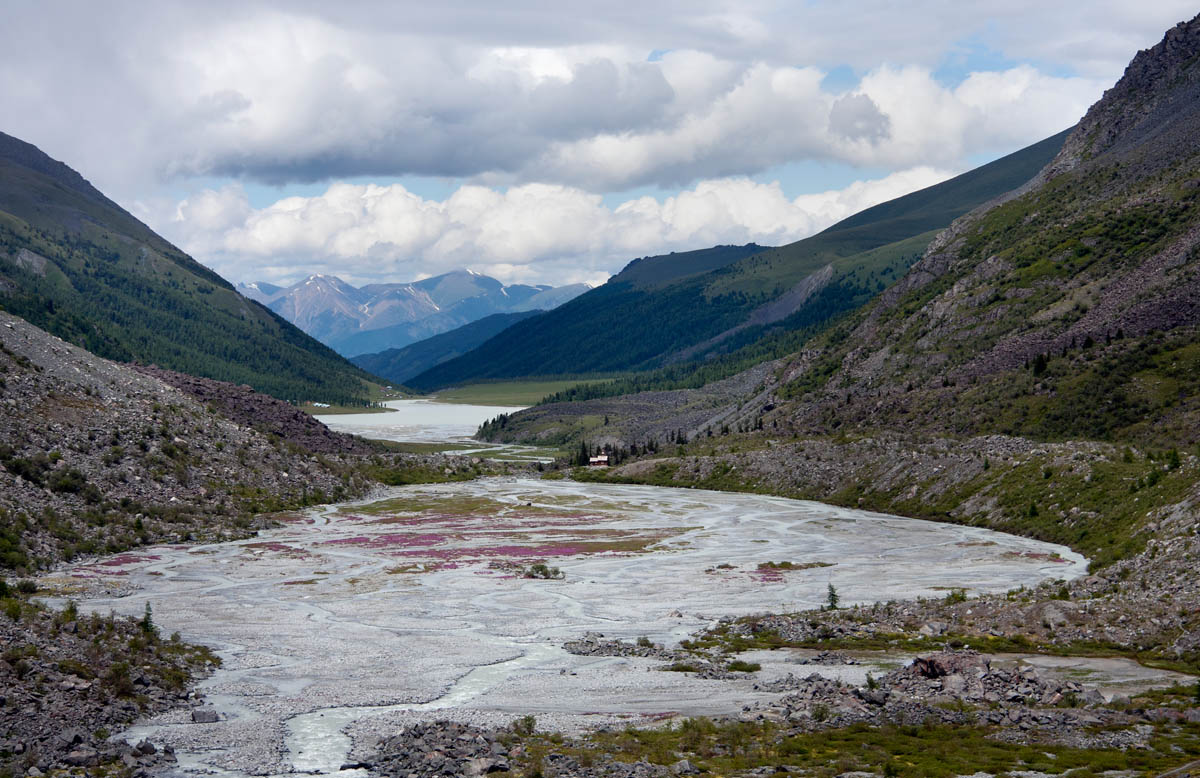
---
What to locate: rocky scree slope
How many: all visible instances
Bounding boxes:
[131,365,375,455]
[0,309,377,572]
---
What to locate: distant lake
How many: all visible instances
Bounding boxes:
[316,398,526,443]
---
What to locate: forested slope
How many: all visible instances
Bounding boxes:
[0,132,376,404]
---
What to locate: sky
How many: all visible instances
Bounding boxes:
[1,1,1195,288]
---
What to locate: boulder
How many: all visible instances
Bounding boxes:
[191,708,220,723]
[909,651,989,679]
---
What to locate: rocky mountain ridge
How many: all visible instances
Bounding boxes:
[238,270,589,357]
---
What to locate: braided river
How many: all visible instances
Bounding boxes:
[53,399,1100,776]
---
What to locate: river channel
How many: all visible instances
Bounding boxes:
[51,400,1117,776]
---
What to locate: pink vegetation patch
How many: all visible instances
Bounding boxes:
[364,512,595,533]
[322,533,452,549]
[393,542,599,564]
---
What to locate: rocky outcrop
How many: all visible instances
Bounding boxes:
[564,633,684,661]
[365,721,511,778]
[1049,12,1200,176]
[736,649,1151,746]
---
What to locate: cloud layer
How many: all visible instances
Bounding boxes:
[164,168,954,286]
[3,1,1197,285]
[4,1,1192,200]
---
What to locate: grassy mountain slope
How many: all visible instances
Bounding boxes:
[0,131,376,404]
[708,128,1072,299]
[766,43,1200,449]
[352,310,543,384]
[409,131,1067,391]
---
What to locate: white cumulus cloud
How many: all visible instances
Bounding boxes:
[162,167,955,287]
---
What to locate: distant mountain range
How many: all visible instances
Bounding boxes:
[0,131,374,404]
[237,271,589,357]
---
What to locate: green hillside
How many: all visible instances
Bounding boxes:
[707,128,1072,299]
[408,130,1068,391]
[409,274,761,389]
[0,131,376,404]
[774,106,1200,450]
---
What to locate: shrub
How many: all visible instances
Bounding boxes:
[48,468,88,494]
[943,588,968,605]
[3,598,21,621]
[665,662,701,672]
[727,659,761,672]
[57,600,79,624]
[104,661,135,697]
[140,602,158,637]
[522,563,564,580]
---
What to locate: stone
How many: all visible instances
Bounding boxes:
[465,757,499,775]
[57,727,86,746]
[63,749,99,767]
[671,759,700,775]
[942,674,967,694]
[191,708,220,723]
